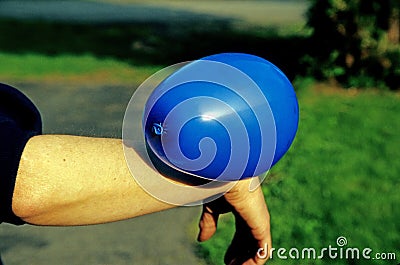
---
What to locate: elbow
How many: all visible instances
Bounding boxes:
[12,199,34,224]
[12,189,40,223]
[12,182,53,225]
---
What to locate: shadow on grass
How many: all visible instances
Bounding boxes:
[0,18,309,80]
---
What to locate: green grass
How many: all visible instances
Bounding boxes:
[0,17,310,80]
[0,52,161,84]
[197,82,400,264]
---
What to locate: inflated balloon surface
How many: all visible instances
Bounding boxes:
[143,53,299,181]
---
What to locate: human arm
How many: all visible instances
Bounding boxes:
[12,134,175,225]
[12,134,272,265]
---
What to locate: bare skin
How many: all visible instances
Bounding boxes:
[12,134,271,264]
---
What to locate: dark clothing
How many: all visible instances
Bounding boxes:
[0,83,42,225]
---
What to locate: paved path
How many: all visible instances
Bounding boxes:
[0,83,207,265]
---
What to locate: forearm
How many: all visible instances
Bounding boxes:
[12,135,175,226]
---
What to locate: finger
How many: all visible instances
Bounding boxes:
[227,184,270,241]
[198,197,233,242]
[224,182,272,264]
[245,194,272,265]
[197,205,219,242]
[243,205,272,265]
[231,185,271,245]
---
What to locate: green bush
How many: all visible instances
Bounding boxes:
[303,0,400,90]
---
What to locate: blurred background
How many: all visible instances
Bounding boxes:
[0,0,399,264]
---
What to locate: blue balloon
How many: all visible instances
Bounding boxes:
[143,53,299,181]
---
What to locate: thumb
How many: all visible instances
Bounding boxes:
[197,205,219,242]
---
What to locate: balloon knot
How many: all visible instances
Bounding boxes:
[152,123,164,135]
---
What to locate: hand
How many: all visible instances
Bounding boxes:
[197,178,272,265]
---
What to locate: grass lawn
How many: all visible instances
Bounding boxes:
[197,81,400,264]
[0,52,161,86]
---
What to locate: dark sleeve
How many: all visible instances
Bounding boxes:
[0,83,42,225]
